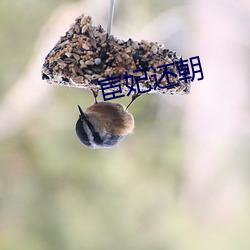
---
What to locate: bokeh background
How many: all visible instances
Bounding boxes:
[1,0,250,249]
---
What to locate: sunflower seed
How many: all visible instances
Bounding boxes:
[85,60,94,65]
[82,43,90,50]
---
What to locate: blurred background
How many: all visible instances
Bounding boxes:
[1,0,250,249]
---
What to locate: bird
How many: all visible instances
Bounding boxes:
[75,90,139,149]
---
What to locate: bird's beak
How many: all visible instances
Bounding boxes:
[77,105,86,119]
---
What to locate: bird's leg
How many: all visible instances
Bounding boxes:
[126,93,141,110]
[91,89,99,104]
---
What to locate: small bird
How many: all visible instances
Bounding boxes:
[75,90,139,149]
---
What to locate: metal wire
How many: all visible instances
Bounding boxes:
[107,0,115,34]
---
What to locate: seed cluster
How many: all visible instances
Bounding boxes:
[42,14,190,95]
